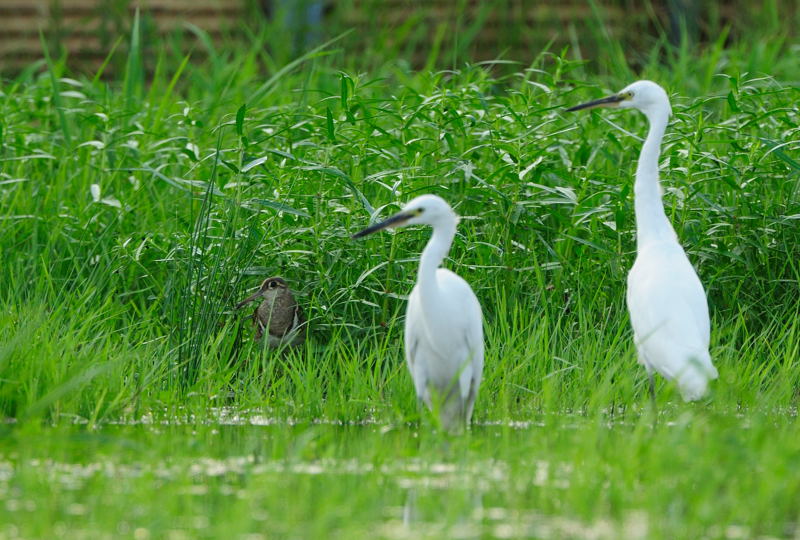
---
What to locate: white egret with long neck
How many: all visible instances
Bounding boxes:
[353,194,484,431]
[568,80,718,401]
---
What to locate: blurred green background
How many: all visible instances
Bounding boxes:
[3,0,798,79]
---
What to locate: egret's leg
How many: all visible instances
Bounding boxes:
[647,372,659,429]
[637,345,657,410]
[402,488,417,526]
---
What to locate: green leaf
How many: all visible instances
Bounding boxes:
[221,160,239,174]
[241,156,269,173]
[266,148,297,161]
[760,138,800,173]
[301,166,373,214]
[123,8,143,109]
[122,167,225,196]
[236,104,247,138]
[250,30,353,104]
[726,91,740,112]
[250,199,309,217]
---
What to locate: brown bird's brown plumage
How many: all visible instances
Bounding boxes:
[235,277,306,347]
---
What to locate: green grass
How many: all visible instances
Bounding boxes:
[1,8,800,539]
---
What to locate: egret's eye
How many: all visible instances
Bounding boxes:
[626,91,635,98]
[416,208,425,215]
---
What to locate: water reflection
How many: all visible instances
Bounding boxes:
[400,487,484,539]
[3,411,775,539]
[1,454,569,490]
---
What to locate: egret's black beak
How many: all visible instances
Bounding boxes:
[352,211,416,239]
[566,94,626,112]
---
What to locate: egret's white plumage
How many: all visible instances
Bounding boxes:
[568,80,718,401]
[353,195,484,430]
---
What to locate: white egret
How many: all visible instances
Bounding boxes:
[353,195,484,431]
[567,80,718,401]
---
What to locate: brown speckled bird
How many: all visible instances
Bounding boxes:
[235,277,306,347]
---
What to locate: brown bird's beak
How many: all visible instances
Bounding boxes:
[352,210,416,239]
[235,291,263,309]
[566,94,626,112]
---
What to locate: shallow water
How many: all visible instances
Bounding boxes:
[1,409,797,539]
[0,422,609,539]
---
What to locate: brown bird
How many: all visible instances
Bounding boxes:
[235,277,306,347]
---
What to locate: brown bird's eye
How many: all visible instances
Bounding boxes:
[268,281,277,289]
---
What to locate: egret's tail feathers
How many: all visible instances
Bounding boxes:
[676,354,718,402]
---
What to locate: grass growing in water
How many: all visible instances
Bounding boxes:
[0,16,799,539]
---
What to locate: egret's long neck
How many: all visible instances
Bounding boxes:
[634,110,675,248]
[418,217,456,304]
